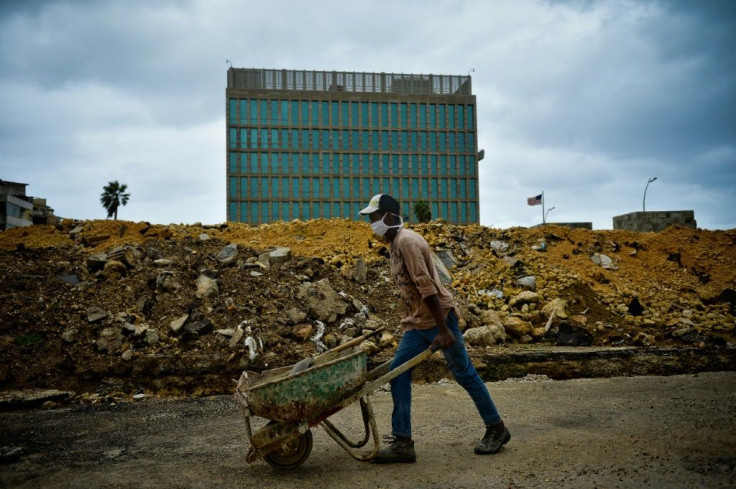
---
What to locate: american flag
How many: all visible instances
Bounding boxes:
[527,194,543,206]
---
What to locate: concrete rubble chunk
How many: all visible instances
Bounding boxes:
[216,243,238,266]
[463,325,506,346]
[517,276,537,291]
[196,274,218,298]
[169,314,189,334]
[87,306,108,323]
[490,241,509,254]
[156,271,180,291]
[591,253,616,269]
[352,257,367,284]
[542,298,569,319]
[153,258,173,267]
[102,260,127,278]
[503,317,533,339]
[86,253,108,272]
[0,389,74,410]
[182,319,213,337]
[296,278,348,323]
[509,291,540,307]
[267,247,292,265]
[431,251,453,284]
[97,327,124,353]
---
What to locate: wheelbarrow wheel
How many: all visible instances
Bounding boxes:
[263,422,313,470]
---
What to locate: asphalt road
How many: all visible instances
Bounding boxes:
[1,372,735,489]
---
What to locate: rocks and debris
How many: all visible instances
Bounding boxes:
[0,218,734,400]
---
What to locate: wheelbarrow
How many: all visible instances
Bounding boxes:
[234,328,437,469]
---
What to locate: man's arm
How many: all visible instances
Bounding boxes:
[425,294,454,349]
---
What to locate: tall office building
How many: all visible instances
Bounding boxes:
[226,68,480,224]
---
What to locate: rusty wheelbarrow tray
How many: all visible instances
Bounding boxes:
[234,329,437,469]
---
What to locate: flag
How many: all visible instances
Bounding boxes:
[527,194,543,206]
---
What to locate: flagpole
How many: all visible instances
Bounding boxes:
[542,191,545,224]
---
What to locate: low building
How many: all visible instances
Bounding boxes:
[0,179,33,230]
[613,211,696,232]
[0,179,59,230]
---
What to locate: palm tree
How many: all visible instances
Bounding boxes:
[413,200,432,223]
[100,181,130,220]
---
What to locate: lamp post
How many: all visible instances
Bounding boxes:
[544,206,555,224]
[643,177,657,211]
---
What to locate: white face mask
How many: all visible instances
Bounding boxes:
[371,213,403,237]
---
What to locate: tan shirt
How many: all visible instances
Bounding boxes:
[389,227,456,330]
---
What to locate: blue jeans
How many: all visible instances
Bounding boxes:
[389,312,501,438]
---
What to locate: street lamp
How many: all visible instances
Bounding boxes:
[643,177,657,211]
[544,206,555,224]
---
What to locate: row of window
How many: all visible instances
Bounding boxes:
[227,177,477,201]
[227,99,475,130]
[227,152,477,177]
[227,128,475,152]
[227,200,478,225]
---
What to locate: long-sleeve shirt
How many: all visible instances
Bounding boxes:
[389,227,456,330]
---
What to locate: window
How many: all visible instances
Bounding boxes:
[229,99,237,125]
[469,179,476,198]
[229,153,237,173]
[341,102,349,127]
[261,153,268,172]
[321,101,329,125]
[229,177,237,198]
[438,105,445,128]
[457,105,464,129]
[448,105,455,129]
[241,153,248,173]
[229,128,237,149]
[331,101,339,126]
[419,104,426,129]
[399,103,407,127]
[428,104,436,128]
[361,102,369,127]
[230,202,237,222]
[250,129,257,149]
[239,99,247,124]
[466,105,474,129]
[391,103,398,128]
[351,102,359,126]
[381,103,388,127]
[311,101,319,125]
[260,100,267,124]
[250,100,258,124]
[449,155,456,175]
[381,132,388,151]
[410,104,417,128]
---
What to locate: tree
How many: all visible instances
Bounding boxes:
[100,180,130,220]
[413,200,432,223]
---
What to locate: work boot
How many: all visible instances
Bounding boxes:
[372,436,416,464]
[474,421,511,455]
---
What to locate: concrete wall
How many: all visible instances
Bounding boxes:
[532,222,593,230]
[613,211,696,232]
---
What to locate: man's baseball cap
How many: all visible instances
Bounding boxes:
[359,194,400,215]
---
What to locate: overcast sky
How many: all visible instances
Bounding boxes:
[1,0,734,229]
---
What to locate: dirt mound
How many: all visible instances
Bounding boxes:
[0,219,734,402]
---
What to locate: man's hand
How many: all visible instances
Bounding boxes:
[432,330,455,350]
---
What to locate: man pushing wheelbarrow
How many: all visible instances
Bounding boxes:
[359,194,510,463]
[234,194,509,468]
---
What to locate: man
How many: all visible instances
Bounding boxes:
[359,194,510,464]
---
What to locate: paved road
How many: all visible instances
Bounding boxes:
[1,372,735,488]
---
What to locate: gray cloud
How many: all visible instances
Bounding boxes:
[1,0,734,229]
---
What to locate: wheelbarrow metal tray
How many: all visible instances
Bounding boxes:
[243,348,367,422]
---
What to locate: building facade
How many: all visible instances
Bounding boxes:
[226,68,480,224]
[0,179,33,230]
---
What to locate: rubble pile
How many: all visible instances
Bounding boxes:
[0,218,734,402]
